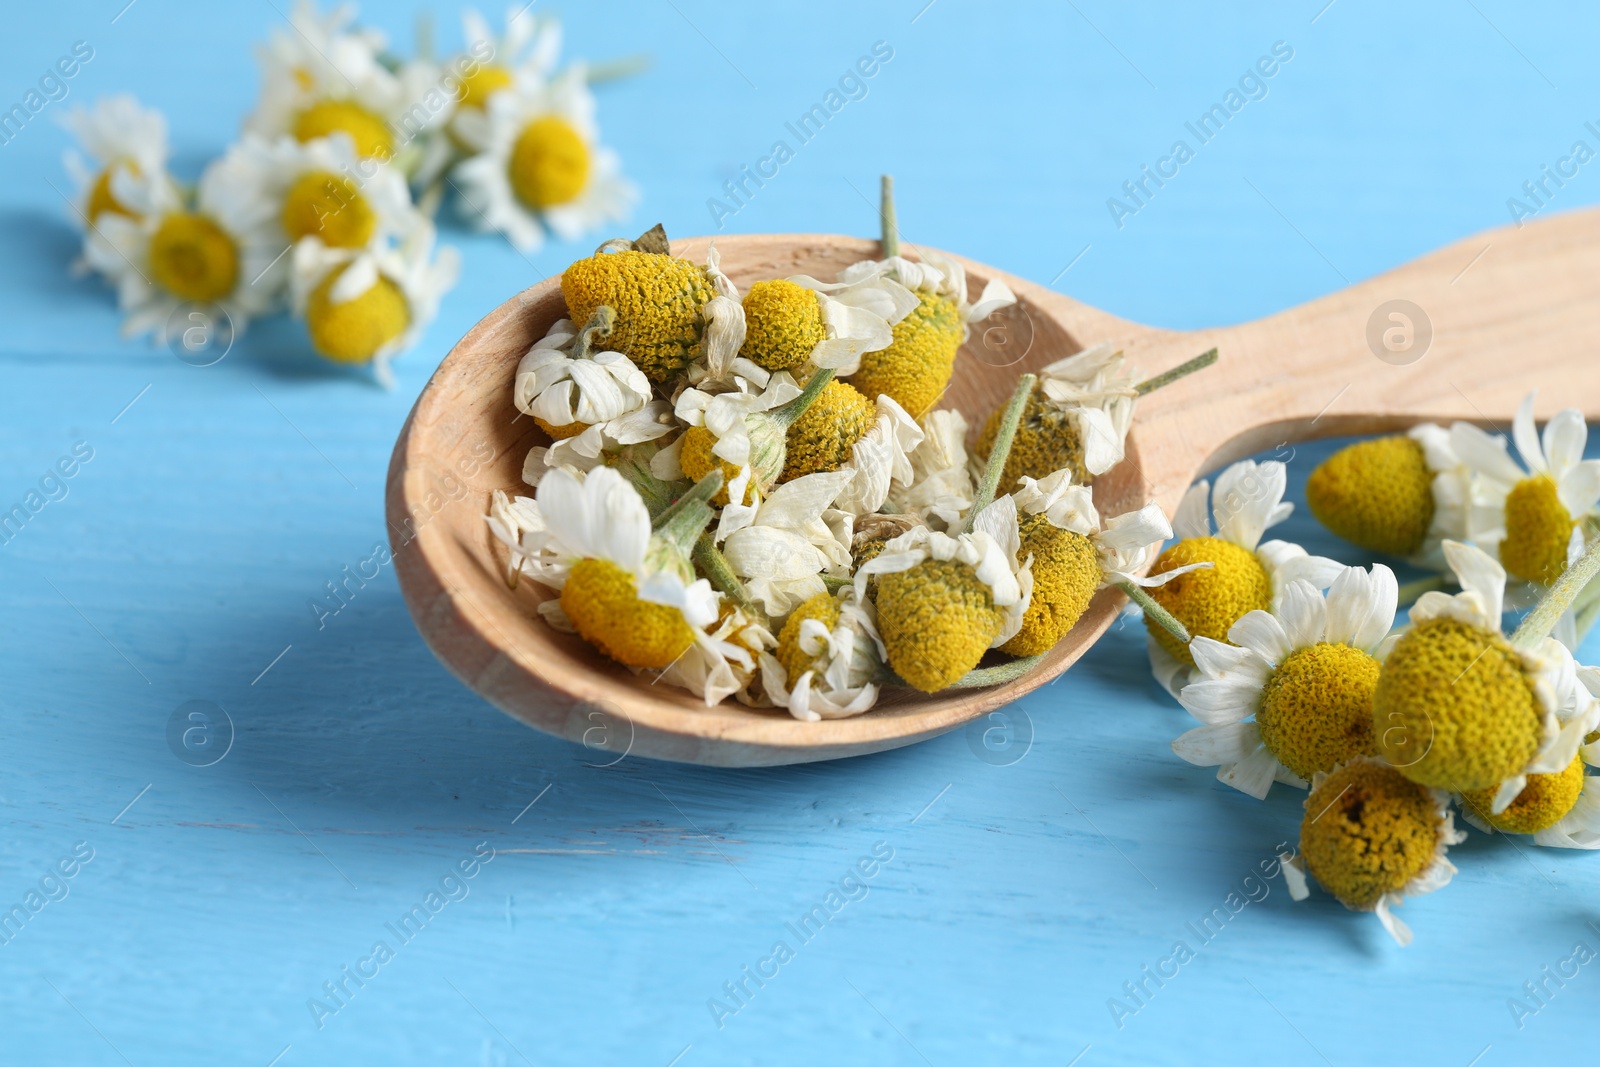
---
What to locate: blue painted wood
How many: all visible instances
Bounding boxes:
[2,2,1599,1063]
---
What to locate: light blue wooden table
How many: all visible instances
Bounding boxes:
[3,2,1599,1063]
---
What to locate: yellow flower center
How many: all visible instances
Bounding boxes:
[305,265,410,364]
[780,380,875,482]
[1373,618,1544,792]
[508,115,590,211]
[1500,474,1574,585]
[978,384,1088,490]
[678,425,750,507]
[1300,760,1441,911]
[1306,435,1434,557]
[740,280,826,371]
[280,170,377,249]
[459,64,514,110]
[561,250,715,382]
[292,100,394,159]
[1460,755,1586,835]
[1256,643,1380,781]
[847,288,963,418]
[87,161,141,223]
[1000,514,1099,657]
[148,212,240,302]
[533,416,590,441]
[876,558,999,692]
[776,591,841,686]
[1144,537,1272,666]
[560,557,695,669]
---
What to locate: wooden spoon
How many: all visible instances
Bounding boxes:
[386,213,1600,766]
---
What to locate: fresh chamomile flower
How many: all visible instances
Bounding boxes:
[781,380,923,516]
[227,133,421,251]
[839,250,1016,417]
[715,469,856,616]
[60,94,175,229]
[1452,392,1600,587]
[1144,459,1343,671]
[452,66,634,253]
[736,275,901,376]
[1172,565,1399,798]
[1282,757,1465,947]
[247,0,445,161]
[485,466,718,670]
[84,153,283,342]
[887,409,975,532]
[977,343,1136,490]
[857,496,1032,692]
[1373,540,1592,808]
[562,233,742,384]
[1504,665,1600,849]
[1002,469,1197,658]
[1306,425,1469,563]
[454,6,563,115]
[760,587,888,721]
[289,222,460,385]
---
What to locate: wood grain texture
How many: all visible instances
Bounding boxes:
[389,214,1600,767]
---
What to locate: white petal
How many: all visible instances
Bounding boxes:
[1212,460,1286,551]
[1276,580,1328,650]
[1442,539,1506,622]
[1189,636,1272,686]
[1172,721,1261,766]
[1450,421,1524,486]
[1542,408,1588,481]
[1217,744,1281,799]
[1374,895,1414,948]
[1176,677,1262,725]
[1513,391,1546,474]
[1558,460,1600,518]
[1173,481,1211,539]
[1228,610,1293,665]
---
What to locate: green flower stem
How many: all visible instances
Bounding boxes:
[1134,347,1218,396]
[964,373,1037,533]
[949,655,1046,688]
[1512,536,1600,648]
[1396,574,1447,606]
[880,174,899,260]
[772,367,838,429]
[586,54,651,84]
[652,470,722,543]
[693,533,767,626]
[821,574,852,593]
[1119,580,1191,644]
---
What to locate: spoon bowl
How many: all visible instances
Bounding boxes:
[387,216,1600,765]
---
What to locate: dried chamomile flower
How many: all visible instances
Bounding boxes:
[1283,757,1465,947]
[1373,541,1591,806]
[485,466,719,670]
[976,343,1136,490]
[226,132,422,251]
[659,602,775,707]
[738,273,900,375]
[1144,460,1342,673]
[858,496,1032,692]
[453,66,635,253]
[888,409,974,531]
[246,0,446,161]
[782,381,923,516]
[84,152,284,343]
[760,587,888,721]
[514,308,654,434]
[561,232,743,384]
[1173,565,1398,798]
[1453,392,1600,586]
[60,94,176,231]
[1000,469,1193,658]
[1306,425,1470,564]
[290,222,460,386]
[715,470,856,616]
[673,369,815,506]
[850,513,922,578]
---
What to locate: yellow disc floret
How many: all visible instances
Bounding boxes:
[1460,755,1585,834]
[280,170,376,248]
[776,591,841,686]
[508,116,590,211]
[1300,760,1441,910]
[148,213,239,303]
[1499,475,1574,586]
[458,64,514,110]
[87,161,140,223]
[876,559,999,692]
[780,380,875,482]
[678,425,749,507]
[1000,514,1099,656]
[1144,537,1272,666]
[1373,618,1544,792]
[977,385,1088,489]
[533,416,590,440]
[305,265,410,364]
[562,250,715,382]
[560,557,696,669]
[847,288,963,417]
[292,100,395,159]
[739,280,826,371]
[1306,436,1434,557]
[1256,643,1380,781]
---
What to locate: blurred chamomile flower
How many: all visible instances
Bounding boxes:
[1172,565,1398,798]
[227,132,422,251]
[1306,425,1469,565]
[453,67,634,253]
[452,5,563,118]
[760,587,888,721]
[59,94,176,231]
[1453,392,1600,587]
